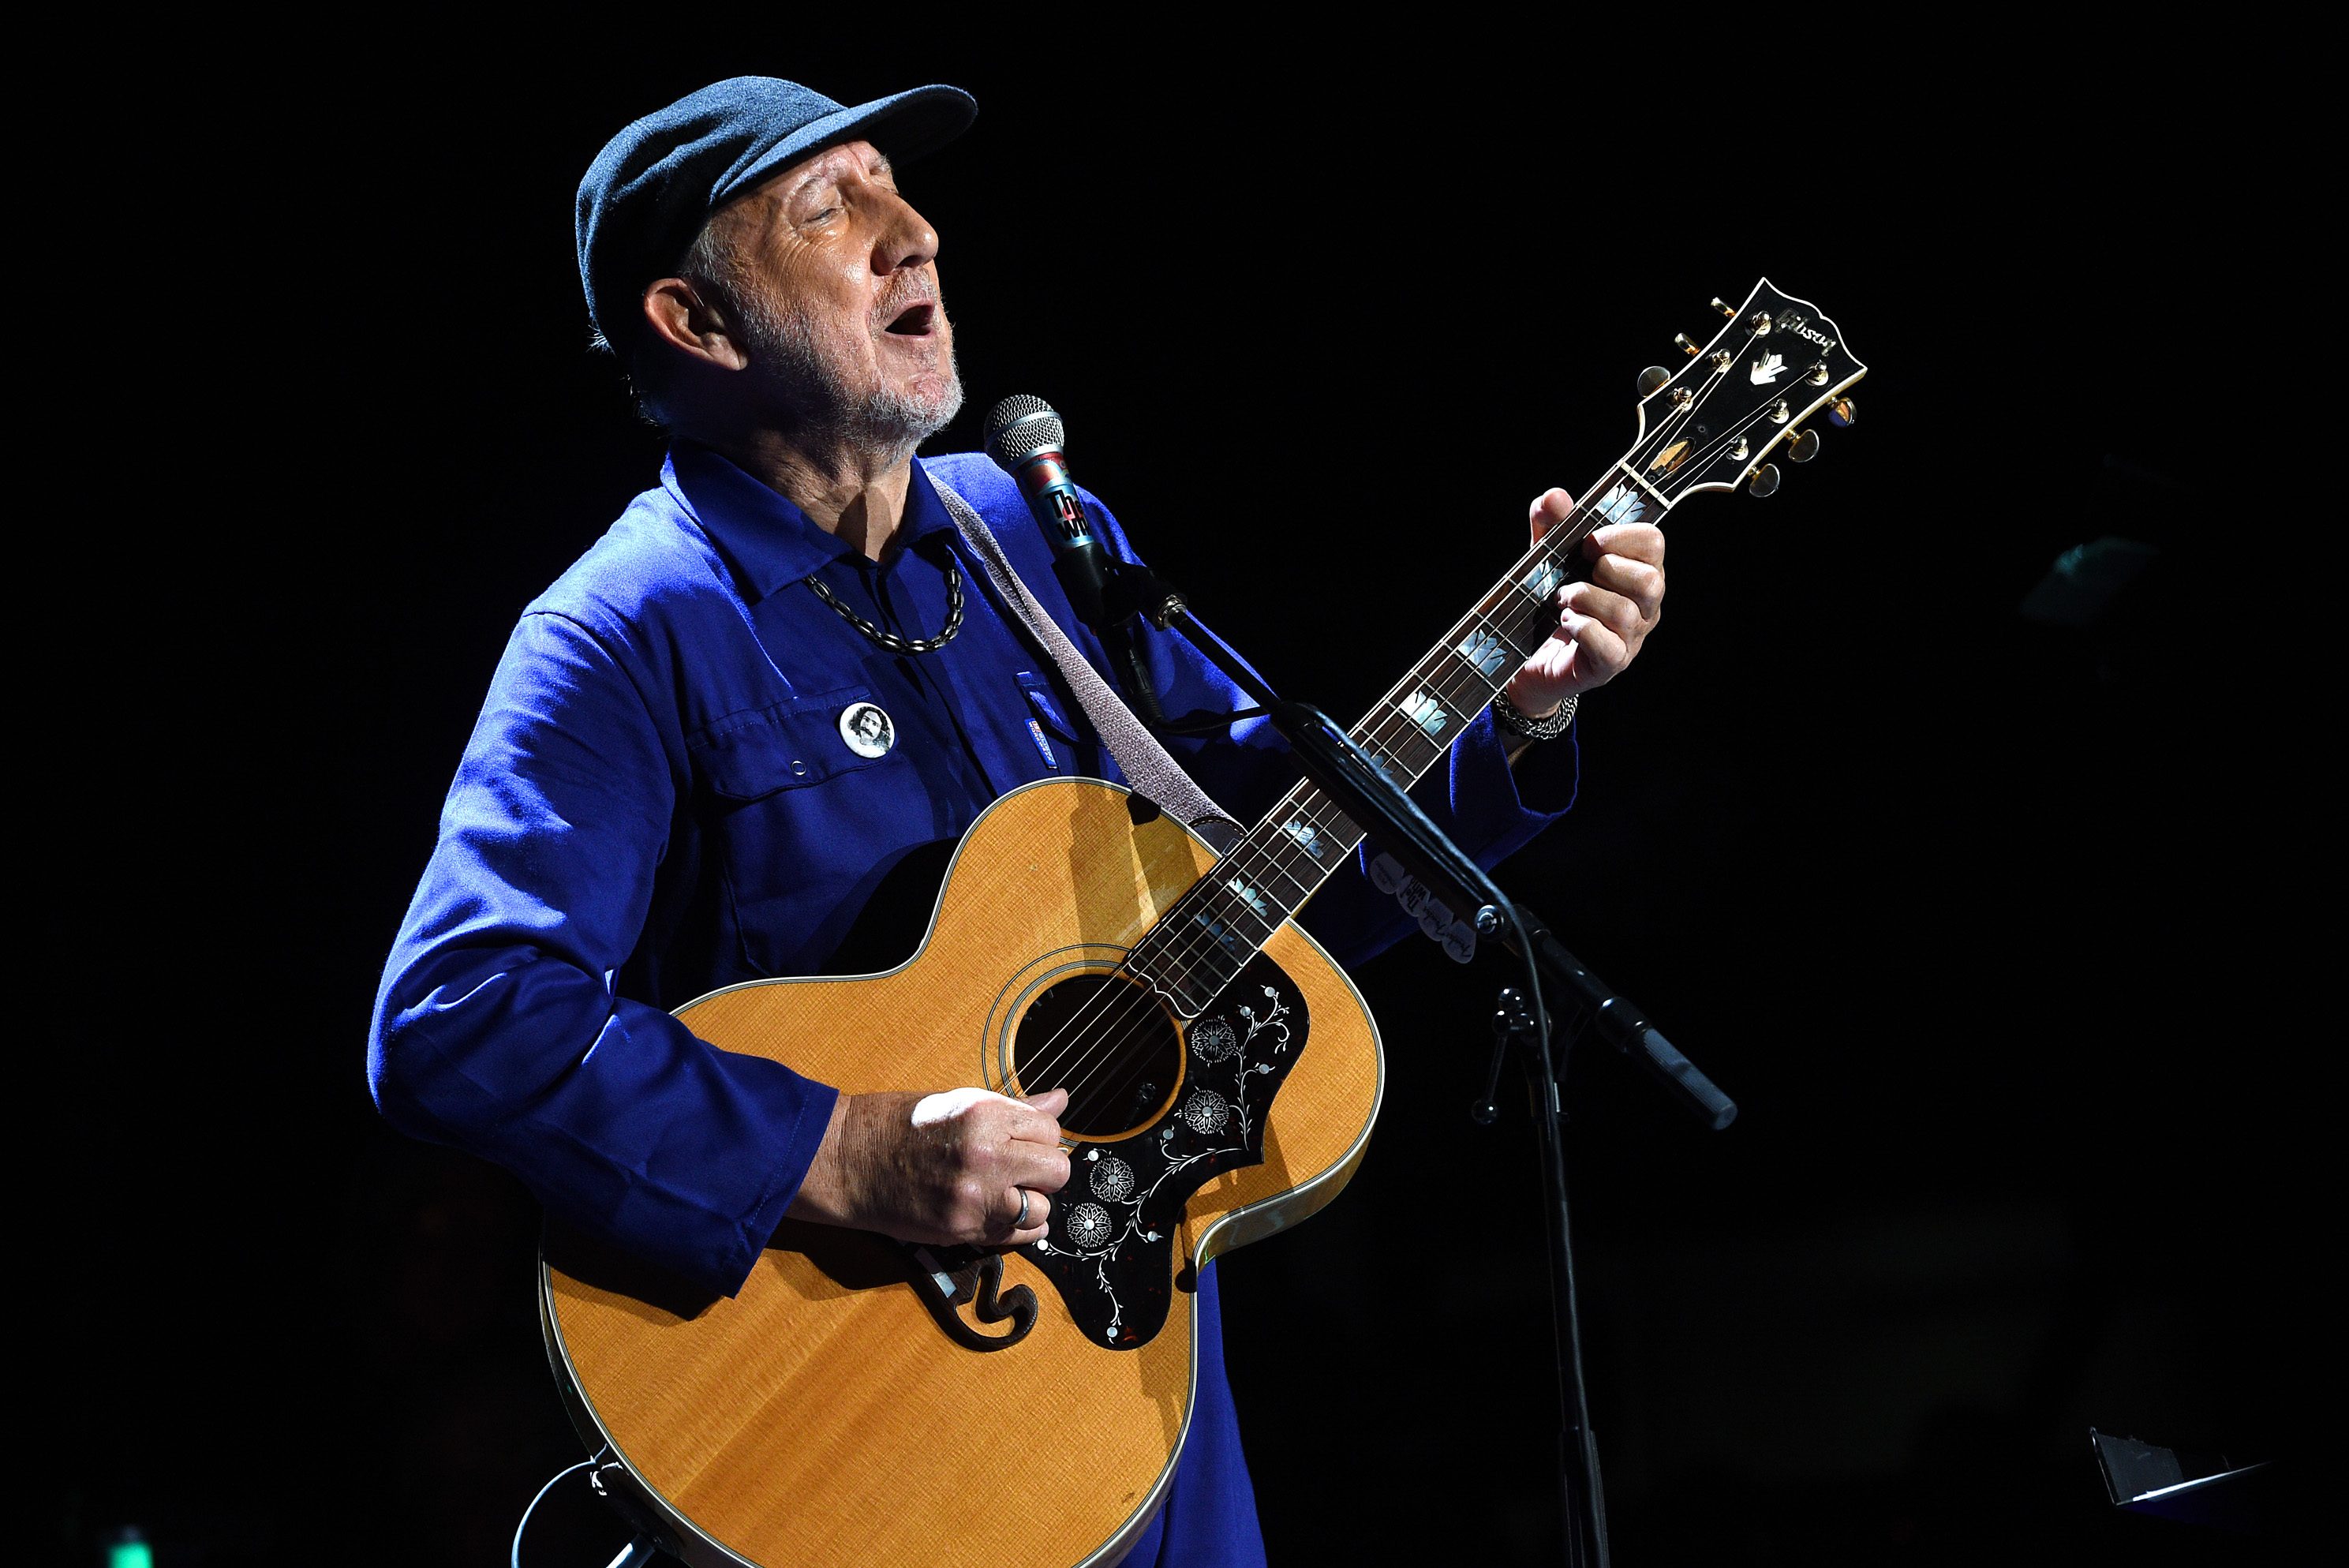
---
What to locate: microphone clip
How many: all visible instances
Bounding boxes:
[1102,559,1186,632]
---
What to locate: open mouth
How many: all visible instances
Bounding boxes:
[884,301,937,337]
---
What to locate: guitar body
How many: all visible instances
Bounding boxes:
[541,777,1385,1568]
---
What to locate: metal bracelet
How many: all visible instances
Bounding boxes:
[1492,688,1577,740]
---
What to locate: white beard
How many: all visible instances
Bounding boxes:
[735,289,963,466]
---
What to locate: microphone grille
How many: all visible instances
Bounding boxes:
[985,395,1066,469]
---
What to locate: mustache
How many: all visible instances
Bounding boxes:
[873,275,942,324]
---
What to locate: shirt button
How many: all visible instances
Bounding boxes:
[791,759,809,777]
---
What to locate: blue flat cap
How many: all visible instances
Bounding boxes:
[578,76,976,344]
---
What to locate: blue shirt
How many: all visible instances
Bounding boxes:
[369,443,1577,1563]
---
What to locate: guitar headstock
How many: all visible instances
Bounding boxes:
[1618,278,1867,510]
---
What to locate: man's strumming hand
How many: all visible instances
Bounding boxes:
[786,1086,1071,1248]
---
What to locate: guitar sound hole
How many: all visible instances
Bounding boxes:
[1012,972,1183,1138]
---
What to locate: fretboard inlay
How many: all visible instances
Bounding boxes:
[1397,691,1449,739]
[1457,628,1512,678]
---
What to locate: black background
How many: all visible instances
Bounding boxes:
[54,24,2313,1568]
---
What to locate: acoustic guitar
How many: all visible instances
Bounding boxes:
[540,279,1866,1566]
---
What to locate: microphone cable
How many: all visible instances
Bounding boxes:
[511,1446,654,1568]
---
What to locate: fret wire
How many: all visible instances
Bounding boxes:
[1236,850,1318,910]
[1130,815,1337,996]
[1135,739,1422,994]
[1366,717,1443,775]
[1165,779,1363,921]
[1369,623,1532,773]
[1136,782,1369,993]
[1131,848,1298,991]
[1150,822,1333,968]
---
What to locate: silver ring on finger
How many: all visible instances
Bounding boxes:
[1013,1188,1031,1229]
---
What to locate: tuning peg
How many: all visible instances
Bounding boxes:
[1636,365,1671,396]
[1828,396,1857,427]
[1710,297,1736,318]
[1748,463,1782,498]
[1786,428,1820,462]
[1674,333,1701,356]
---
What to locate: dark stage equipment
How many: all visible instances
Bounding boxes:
[2092,1429,2278,1534]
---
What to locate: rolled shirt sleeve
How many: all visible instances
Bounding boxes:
[368,610,836,1297]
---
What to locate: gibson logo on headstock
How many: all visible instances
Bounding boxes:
[1774,309,1838,353]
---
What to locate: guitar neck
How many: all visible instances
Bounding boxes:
[1124,276,1868,1017]
[1126,469,1653,1017]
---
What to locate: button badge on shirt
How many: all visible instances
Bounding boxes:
[839,702,896,758]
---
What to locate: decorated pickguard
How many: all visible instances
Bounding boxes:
[1023,952,1308,1349]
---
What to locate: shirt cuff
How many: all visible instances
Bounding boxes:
[708,1061,841,1296]
[1440,704,1581,849]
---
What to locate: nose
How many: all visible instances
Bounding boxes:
[870,186,940,278]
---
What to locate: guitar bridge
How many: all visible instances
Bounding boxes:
[908,1245,1036,1352]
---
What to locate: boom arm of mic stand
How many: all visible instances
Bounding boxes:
[1166,627,1737,1132]
[1295,708,1735,1130]
[1515,919,1737,1131]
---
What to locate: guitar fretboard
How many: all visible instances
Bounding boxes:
[1125,476,1648,1016]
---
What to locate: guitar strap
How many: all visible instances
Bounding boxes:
[932,477,1241,853]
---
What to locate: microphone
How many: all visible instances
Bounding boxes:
[984,395,1183,724]
[983,395,1115,630]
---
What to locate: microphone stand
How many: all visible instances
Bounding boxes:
[1090,558,1737,1568]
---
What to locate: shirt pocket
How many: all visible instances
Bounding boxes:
[1015,671,1083,775]
[686,686,918,975]
[690,686,895,798]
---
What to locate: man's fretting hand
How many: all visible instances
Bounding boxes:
[786,1086,1071,1248]
[1503,488,1667,718]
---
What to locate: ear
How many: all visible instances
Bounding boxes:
[640,278,750,372]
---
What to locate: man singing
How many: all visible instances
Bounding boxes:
[370,76,1665,1564]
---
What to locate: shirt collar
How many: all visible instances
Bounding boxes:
[664,442,960,601]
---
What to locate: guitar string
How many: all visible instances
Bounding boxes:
[1012,374,1783,1111]
[1016,349,1812,1113]
[1010,395,1723,1110]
